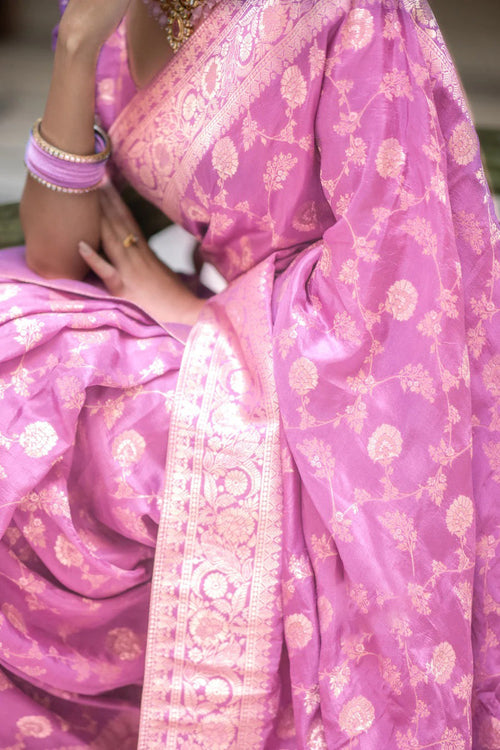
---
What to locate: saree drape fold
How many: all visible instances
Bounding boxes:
[0,0,499,747]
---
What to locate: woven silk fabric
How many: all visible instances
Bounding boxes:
[0,0,499,747]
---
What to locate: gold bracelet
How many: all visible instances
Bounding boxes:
[32,119,111,164]
[25,167,103,194]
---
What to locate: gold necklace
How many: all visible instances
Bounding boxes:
[143,0,206,52]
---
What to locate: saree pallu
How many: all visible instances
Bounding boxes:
[0,0,499,747]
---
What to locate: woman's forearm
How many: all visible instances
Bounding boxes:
[20,32,102,279]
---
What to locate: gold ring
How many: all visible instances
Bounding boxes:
[123,233,139,248]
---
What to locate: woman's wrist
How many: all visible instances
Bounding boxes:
[56,19,103,65]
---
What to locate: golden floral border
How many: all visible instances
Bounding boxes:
[110,0,349,220]
[138,258,283,749]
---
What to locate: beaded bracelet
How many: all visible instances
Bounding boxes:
[32,119,111,163]
[25,119,111,194]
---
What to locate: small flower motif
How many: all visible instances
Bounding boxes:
[19,421,58,458]
[281,65,307,108]
[212,136,239,180]
[289,357,318,395]
[408,583,432,615]
[289,554,312,581]
[350,583,370,613]
[383,12,402,39]
[14,318,44,347]
[182,92,200,121]
[440,727,466,750]
[386,280,418,321]
[381,69,412,100]
[479,716,500,749]
[238,32,253,62]
[430,641,456,684]
[297,437,335,479]
[259,4,288,42]
[455,210,485,255]
[333,311,361,344]
[334,111,360,135]
[224,469,248,496]
[263,153,298,192]
[215,507,254,541]
[471,293,496,322]
[446,495,474,538]
[452,674,473,702]
[439,288,459,318]
[106,627,142,661]
[424,471,446,507]
[399,364,436,402]
[367,424,403,463]
[0,670,11,691]
[336,193,353,217]
[112,430,146,469]
[54,535,83,568]
[205,677,231,705]
[346,136,367,166]
[381,658,403,695]
[307,720,328,749]
[342,9,375,50]
[448,120,478,166]
[319,246,332,276]
[309,43,326,78]
[22,516,46,548]
[201,57,221,98]
[402,216,437,254]
[418,310,442,338]
[0,284,19,302]
[285,613,314,649]
[2,604,27,634]
[484,441,500,483]
[242,114,258,151]
[317,595,333,632]
[379,511,417,554]
[376,138,406,179]
[292,201,318,232]
[453,581,473,621]
[483,355,500,397]
[16,716,52,738]
[56,375,85,410]
[339,695,375,737]
[203,572,228,599]
[328,664,351,698]
[190,608,227,645]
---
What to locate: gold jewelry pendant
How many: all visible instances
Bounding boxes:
[159,0,205,52]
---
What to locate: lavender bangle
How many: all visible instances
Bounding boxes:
[25,135,107,193]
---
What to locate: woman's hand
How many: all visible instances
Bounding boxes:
[78,183,205,325]
[58,0,133,56]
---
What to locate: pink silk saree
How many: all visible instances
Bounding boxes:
[0,0,499,747]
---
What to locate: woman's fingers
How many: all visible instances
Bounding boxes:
[99,183,142,239]
[98,185,145,265]
[78,241,122,294]
[99,210,128,266]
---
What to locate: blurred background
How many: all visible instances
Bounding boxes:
[0,0,499,206]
